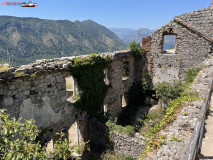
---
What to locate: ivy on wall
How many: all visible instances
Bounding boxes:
[70,54,111,113]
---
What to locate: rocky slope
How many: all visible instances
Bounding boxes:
[0,16,127,65]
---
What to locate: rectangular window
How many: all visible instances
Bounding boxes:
[162,35,177,54]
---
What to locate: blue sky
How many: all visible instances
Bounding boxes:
[0,0,211,30]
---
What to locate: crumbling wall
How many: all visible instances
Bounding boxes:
[111,132,148,158]
[177,6,213,38]
[149,6,213,84]
[0,51,145,140]
[104,53,137,117]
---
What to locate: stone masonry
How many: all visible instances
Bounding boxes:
[142,6,213,84]
[0,6,212,159]
[111,132,148,158]
[0,51,146,143]
[152,56,213,160]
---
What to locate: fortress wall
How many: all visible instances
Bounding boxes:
[0,51,145,139]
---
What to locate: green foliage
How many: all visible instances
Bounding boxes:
[154,80,186,102]
[139,107,165,136]
[129,41,146,57]
[30,73,37,79]
[122,61,130,77]
[15,72,25,77]
[169,136,182,142]
[70,54,111,113]
[207,105,211,116]
[101,151,136,160]
[0,64,9,72]
[181,111,189,116]
[0,17,127,65]
[154,67,201,103]
[184,68,200,83]
[106,118,135,136]
[0,109,80,160]
[139,83,202,159]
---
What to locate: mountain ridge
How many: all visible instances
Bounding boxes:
[0,16,127,65]
[109,27,155,44]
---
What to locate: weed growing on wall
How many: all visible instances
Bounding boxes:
[184,68,200,83]
[70,54,111,113]
[139,68,202,159]
[106,118,135,136]
[139,86,202,159]
[154,67,200,103]
[154,80,186,102]
[101,151,136,160]
[122,61,130,77]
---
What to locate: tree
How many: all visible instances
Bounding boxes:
[0,109,79,160]
[129,41,146,57]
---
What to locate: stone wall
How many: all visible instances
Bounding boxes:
[143,6,213,84]
[153,56,213,160]
[0,50,146,143]
[177,6,213,38]
[110,132,147,158]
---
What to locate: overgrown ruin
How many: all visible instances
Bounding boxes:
[0,6,212,159]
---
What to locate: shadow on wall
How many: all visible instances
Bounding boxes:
[117,37,155,126]
[43,116,88,156]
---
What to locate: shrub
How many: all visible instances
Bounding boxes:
[125,125,135,135]
[106,119,135,135]
[154,80,185,102]
[0,109,80,160]
[129,41,145,57]
[139,84,202,159]
[122,61,130,77]
[184,68,200,83]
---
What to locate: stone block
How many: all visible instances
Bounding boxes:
[3,97,13,106]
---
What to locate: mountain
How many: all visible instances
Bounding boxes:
[0,16,127,65]
[109,28,136,41]
[123,28,155,44]
[110,27,176,49]
[109,28,154,44]
[163,35,177,50]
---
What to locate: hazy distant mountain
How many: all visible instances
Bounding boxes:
[110,27,176,49]
[0,16,127,65]
[109,28,154,44]
[163,35,177,50]
[123,28,155,44]
[109,28,136,41]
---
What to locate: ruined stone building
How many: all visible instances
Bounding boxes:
[0,6,212,159]
[143,6,213,83]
